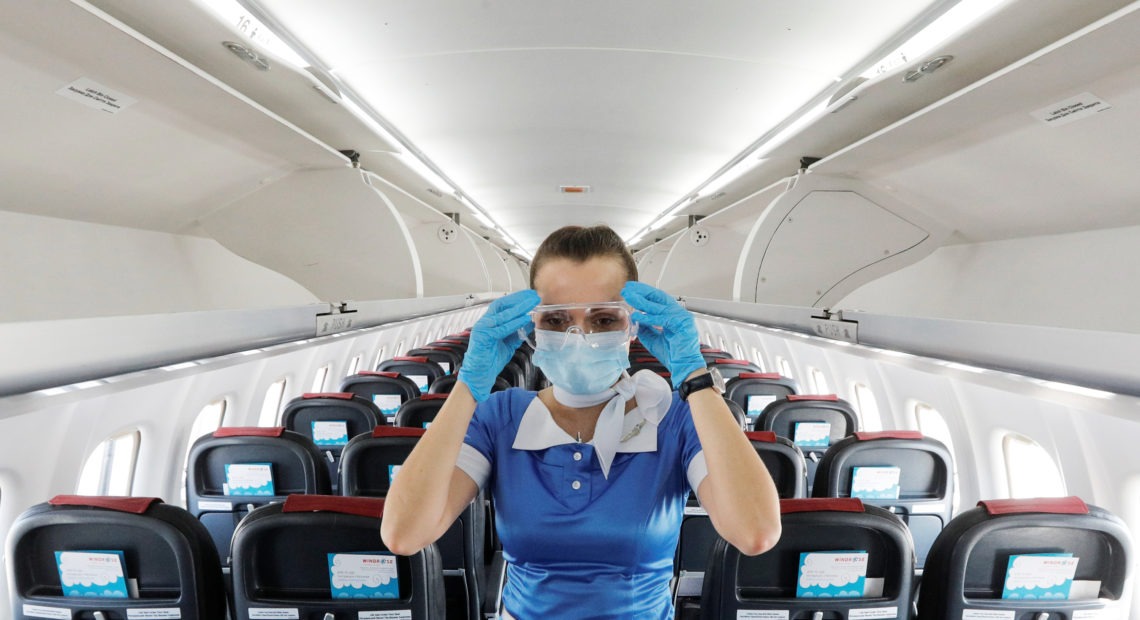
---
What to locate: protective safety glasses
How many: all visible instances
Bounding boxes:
[518,301,637,350]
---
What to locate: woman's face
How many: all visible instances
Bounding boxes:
[532,255,627,306]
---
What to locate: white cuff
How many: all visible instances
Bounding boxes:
[456,443,491,489]
[686,450,708,494]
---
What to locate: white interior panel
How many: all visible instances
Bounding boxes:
[199,168,422,301]
[408,218,492,297]
[635,237,680,287]
[837,225,1140,333]
[736,176,942,307]
[0,210,317,322]
[657,223,747,299]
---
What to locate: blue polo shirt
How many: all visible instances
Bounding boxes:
[458,379,707,620]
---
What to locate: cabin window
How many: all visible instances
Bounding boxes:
[347,355,362,377]
[750,349,766,372]
[374,346,388,371]
[914,402,960,512]
[311,365,331,393]
[257,378,287,427]
[733,343,745,360]
[395,341,406,357]
[180,400,227,505]
[1003,433,1066,498]
[718,336,730,353]
[852,383,882,432]
[77,430,140,496]
[777,357,794,380]
[808,367,830,394]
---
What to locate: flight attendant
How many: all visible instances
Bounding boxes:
[382,225,781,619]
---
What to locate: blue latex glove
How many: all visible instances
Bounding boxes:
[458,289,540,402]
[621,281,706,389]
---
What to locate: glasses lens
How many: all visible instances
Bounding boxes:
[531,305,630,334]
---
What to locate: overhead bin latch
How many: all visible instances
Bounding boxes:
[809,309,859,344]
[315,302,359,337]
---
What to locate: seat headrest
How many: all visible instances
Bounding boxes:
[977,496,1089,516]
[282,494,384,518]
[419,394,449,401]
[787,394,840,402]
[781,498,865,514]
[713,359,754,366]
[213,426,285,438]
[393,356,429,363]
[372,426,427,438]
[744,431,779,443]
[738,372,784,380]
[49,495,162,514]
[302,392,355,400]
[357,371,401,378]
[854,431,924,441]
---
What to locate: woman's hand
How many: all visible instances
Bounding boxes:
[621,281,706,388]
[457,289,540,401]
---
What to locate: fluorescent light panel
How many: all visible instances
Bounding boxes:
[860,0,998,78]
[198,0,308,69]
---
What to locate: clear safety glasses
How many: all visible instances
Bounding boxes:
[518,301,637,350]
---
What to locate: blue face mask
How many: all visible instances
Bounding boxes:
[531,329,631,395]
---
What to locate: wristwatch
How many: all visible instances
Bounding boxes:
[679,367,726,401]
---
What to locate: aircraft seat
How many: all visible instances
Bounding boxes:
[428,374,512,395]
[230,495,445,619]
[754,394,860,495]
[724,372,800,425]
[280,392,383,493]
[407,346,462,376]
[394,394,450,428]
[339,371,421,424]
[7,495,226,620]
[376,356,446,394]
[918,496,1133,620]
[185,426,331,569]
[708,358,765,381]
[813,430,955,568]
[340,427,496,620]
[701,498,915,619]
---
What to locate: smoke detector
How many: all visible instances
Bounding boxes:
[437,222,458,243]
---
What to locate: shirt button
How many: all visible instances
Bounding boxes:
[571,480,582,490]
[573,452,583,461]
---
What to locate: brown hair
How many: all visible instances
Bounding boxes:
[529,225,638,288]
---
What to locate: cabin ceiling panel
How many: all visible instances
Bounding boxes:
[817,3,1140,242]
[0,0,345,234]
[254,0,948,253]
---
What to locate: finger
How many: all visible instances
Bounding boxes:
[622,281,673,307]
[487,314,535,340]
[489,289,540,316]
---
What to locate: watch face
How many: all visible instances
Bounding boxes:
[709,368,727,393]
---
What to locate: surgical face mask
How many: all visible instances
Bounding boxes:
[530,329,632,395]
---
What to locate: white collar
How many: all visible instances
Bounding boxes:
[512,370,673,478]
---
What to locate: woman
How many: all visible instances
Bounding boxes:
[381,225,781,619]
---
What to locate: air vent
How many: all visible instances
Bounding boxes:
[559,185,592,194]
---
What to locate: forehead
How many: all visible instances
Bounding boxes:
[532,256,626,305]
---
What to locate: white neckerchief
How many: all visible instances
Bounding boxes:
[512,370,673,478]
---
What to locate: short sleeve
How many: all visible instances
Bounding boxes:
[676,399,708,493]
[457,390,508,489]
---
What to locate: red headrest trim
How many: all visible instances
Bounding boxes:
[657,371,671,378]
[302,392,355,400]
[788,394,840,402]
[213,426,285,438]
[282,495,384,518]
[417,346,448,352]
[357,371,401,378]
[372,426,427,438]
[738,373,783,380]
[49,495,161,514]
[634,357,661,363]
[440,339,466,344]
[714,359,754,366]
[854,431,924,441]
[420,394,449,401]
[393,356,429,363]
[745,431,778,443]
[978,496,1089,516]
[781,498,865,514]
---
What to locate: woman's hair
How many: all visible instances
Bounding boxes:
[529,225,638,287]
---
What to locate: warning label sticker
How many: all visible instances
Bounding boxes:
[1031,92,1111,127]
[55,77,138,114]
